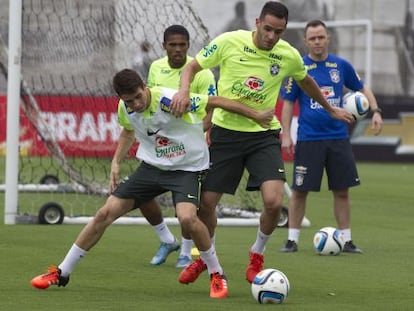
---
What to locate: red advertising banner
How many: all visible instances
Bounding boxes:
[0,95,295,160]
[0,95,132,157]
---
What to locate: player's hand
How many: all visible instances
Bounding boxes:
[371,112,383,135]
[109,162,121,193]
[330,106,355,123]
[205,128,212,146]
[171,90,191,117]
[281,134,294,157]
[255,108,275,128]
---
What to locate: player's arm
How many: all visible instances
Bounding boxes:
[110,128,135,192]
[171,59,203,117]
[297,75,354,123]
[196,69,217,132]
[203,107,213,132]
[207,96,274,128]
[281,99,295,157]
[359,86,382,135]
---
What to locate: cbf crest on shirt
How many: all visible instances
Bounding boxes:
[118,87,210,171]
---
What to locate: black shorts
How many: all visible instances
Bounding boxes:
[202,125,285,194]
[112,162,202,209]
[291,139,360,192]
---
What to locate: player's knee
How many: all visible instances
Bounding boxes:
[263,199,284,216]
[198,205,215,219]
[177,213,197,231]
[93,207,113,226]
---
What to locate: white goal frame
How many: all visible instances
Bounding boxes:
[288,20,373,88]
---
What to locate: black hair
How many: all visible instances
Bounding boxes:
[112,69,144,96]
[259,1,289,24]
[163,25,190,43]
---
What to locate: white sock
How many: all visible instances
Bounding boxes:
[58,243,87,277]
[180,237,193,257]
[288,228,301,243]
[251,229,271,254]
[152,220,175,244]
[340,228,351,242]
[200,245,223,275]
[210,234,216,246]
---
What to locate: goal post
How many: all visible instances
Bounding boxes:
[4,0,22,225]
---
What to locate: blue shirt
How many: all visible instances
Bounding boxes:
[281,54,364,141]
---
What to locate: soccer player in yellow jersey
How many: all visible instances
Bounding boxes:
[30,68,274,299]
[138,25,217,269]
[171,1,354,284]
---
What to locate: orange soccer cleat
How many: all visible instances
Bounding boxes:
[178,257,207,284]
[30,265,70,289]
[245,251,264,283]
[210,272,228,299]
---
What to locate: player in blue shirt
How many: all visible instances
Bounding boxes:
[280,20,383,253]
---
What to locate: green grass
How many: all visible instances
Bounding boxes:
[1,162,414,310]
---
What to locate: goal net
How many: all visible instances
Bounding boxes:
[1,0,211,224]
[1,1,371,226]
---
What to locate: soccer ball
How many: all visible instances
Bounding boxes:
[313,226,345,255]
[342,91,370,120]
[251,268,290,304]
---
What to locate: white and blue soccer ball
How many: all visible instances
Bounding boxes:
[342,91,370,120]
[313,226,345,255]
[251,268,290,304]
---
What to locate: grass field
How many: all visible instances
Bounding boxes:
[1,162,414,310]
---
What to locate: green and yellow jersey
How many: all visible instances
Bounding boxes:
[147,55,216,96]
[118,87,209,171]
[196,30,307,132]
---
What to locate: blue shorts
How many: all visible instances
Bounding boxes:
[202,125,285,194]
[291,139,360,192]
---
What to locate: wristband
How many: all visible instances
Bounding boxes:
[372,107,382,115]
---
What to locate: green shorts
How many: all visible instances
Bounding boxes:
[202,125,285,194]
[112,162,202,209]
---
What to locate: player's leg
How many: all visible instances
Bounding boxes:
[74,196,134,250]
[326,139,362,253]
[30,195,135,289]
[180,126,244,284]
[177,190,222,281]
[332,188,350,230]
[199,125,245,238]
[279,189,308,252]
[281,140,326,252]
[198,190,222,238]
[140,200,180,266]
[176,227,193,268]
[176,201,227,298]
[172,171,227,298]
[244,179,285,283]
[243,130,285,283]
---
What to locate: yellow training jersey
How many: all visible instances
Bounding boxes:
[196,30,307,132]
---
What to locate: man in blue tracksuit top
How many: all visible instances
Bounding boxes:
[280,19,383,254]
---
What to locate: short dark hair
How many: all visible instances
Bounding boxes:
[163,25,190,43]
[304,19,327,35]
[259,1,289,24]
[112,69,144,96]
